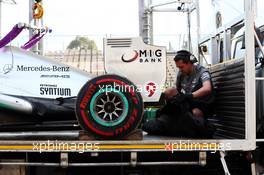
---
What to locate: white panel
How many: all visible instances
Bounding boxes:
[104,37,166,102]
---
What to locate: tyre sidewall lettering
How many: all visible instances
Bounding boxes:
[79,84,96,109]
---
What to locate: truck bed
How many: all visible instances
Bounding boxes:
[0,59,256,152]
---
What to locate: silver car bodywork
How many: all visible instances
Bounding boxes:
[0,46,94,114]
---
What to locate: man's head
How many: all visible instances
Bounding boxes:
[174,50,197,75]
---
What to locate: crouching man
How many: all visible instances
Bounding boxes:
[142,50,215,138]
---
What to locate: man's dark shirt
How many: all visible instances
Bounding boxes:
[176,64,214,103]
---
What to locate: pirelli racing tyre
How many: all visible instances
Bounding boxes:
[75,74,144,139]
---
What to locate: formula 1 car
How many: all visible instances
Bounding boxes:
[0,23,167,139]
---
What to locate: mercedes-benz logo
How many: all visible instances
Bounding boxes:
[3,64,13,74]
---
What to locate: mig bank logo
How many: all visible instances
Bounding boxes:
[121,50,139,62]
[121,49,162,63]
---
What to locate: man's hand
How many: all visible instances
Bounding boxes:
[169,93,193,104]
[184,93,193,100]
[164,87,178,99]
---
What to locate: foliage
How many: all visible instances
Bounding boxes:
[67,36,97,50]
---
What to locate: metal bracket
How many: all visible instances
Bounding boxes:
[245,152,257,175]
[60,153,68,168]
[91,152,99,157]
[149,0,194,9]
[220,151,231,175]
[130,152,137,167]
[199,152,207,166]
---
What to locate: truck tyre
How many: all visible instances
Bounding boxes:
[75,74,143,139]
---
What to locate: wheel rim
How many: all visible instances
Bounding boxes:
[90,88,129,127]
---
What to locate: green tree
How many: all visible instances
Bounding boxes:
[67,36,97,50]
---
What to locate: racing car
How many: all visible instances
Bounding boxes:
[0,23,167,139]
